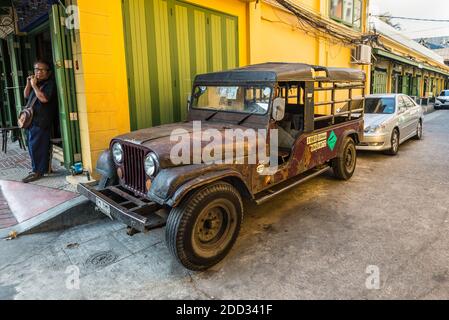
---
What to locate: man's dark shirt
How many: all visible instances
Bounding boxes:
[27,78,57,129]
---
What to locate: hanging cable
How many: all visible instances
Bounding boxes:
[274,0,366,46]
[371,15,449,23]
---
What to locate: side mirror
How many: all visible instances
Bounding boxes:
[272,97,286,121]
[187,94,192,109]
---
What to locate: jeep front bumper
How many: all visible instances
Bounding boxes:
[77,182,167,233]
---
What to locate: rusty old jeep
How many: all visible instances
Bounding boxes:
[78,63,366,271]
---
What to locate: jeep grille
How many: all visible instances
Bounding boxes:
[122,143,147,196]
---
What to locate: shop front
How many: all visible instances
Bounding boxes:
[0,0,81,169]
[68,0,371,172]
[371,48,449,100]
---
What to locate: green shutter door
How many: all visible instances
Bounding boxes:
[415,76,421,97]
[372,69,387,94]
[0,51,4,126]
[123,0,239,130]
[7,35,25,119]
[411,76,420,97]
[50,4,82,168]
[0,41,14,127]
[401,75,409,95]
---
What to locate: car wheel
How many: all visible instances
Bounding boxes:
[165,181,243,271]
[332,137,357,181]
[413,121,423,140]
[385,129,400,156]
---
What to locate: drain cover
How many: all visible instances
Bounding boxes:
[86,251,118,267]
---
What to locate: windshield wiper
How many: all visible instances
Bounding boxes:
[237,111,257,125]
[204,110,219,121]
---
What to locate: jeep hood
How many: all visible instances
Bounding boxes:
[114,122,267,168]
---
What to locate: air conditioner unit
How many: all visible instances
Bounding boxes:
[352,45,372,65]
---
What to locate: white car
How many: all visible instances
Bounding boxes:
[357,94,424,155]
[435,90,449,110]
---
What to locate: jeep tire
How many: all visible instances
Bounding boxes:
[166,181,243,271]
[332,136,357,181]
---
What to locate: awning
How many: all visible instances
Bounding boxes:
[13,0,59,32]
[0,0,59,36]
[0,7,14,39]
[374,48,449,77]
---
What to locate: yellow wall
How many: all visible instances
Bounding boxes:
[75,0,130,172]
[250,1,370,112]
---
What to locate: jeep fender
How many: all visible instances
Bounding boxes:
[338,129,360,156]
[96,150,117,179]
[147,165,252,207]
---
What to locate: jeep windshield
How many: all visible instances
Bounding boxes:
[191,85,272,115]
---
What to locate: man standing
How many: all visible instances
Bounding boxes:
[22,60,57,183]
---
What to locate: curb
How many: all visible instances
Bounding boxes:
[1,196,104,238]
[421,104,435,115]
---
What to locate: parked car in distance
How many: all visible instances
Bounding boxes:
[357,94,423,155]
[435,90,449,110]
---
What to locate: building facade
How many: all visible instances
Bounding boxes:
[0,0,371,173]
[370,18,449,99]
[76,0,372,173]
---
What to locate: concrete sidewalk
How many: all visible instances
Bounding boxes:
[0,138,98,238]
[0,180,88,238]
[0,138,77,193]
[421,103,435,115]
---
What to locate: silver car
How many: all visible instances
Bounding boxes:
[435,90,449,110]
[357,94,423,155]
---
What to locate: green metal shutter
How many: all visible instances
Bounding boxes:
[411,76,420,97]
[50,4,82,167]
[123,0,239,130]
[401,75,409,95]
[372,69,387,94]
[0,40,15,127]
[6,35,25,119]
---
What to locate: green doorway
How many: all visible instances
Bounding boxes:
[2,4,81,170]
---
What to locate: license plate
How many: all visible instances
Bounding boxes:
[96,198,113,220]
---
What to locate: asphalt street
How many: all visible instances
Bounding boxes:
[0,110,448,300]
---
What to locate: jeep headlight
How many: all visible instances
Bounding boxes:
[112,143,123,164]
[144,153,159,177]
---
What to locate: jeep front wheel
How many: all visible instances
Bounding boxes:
[165,182,243,271]
[332,137,357,180]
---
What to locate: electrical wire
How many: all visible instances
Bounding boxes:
[274,0,365,46]
[372,15,449,23]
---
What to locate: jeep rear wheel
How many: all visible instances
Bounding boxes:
[165,182,243,271]
[332,137,357,181]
